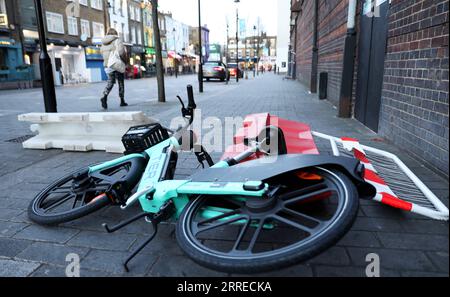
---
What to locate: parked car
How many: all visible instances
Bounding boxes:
[227,63,244,78]
[202,61,228,81]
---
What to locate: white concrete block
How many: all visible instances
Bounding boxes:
[18,112,155,154]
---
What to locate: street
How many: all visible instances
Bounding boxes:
[0,74,448,277]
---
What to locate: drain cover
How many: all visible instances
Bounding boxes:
[5,135,34,143]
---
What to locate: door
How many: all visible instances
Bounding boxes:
[355,0,390,132]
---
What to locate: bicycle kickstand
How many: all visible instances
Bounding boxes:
[123,221,158,272]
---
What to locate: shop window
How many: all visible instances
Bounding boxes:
[0,48,6,69]
[67,16,78,36]
[46,12,64,34]
[79,0,88,6]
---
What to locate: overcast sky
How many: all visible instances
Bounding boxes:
[158,0,278,44]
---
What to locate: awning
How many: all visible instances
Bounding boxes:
[168,51,182,60]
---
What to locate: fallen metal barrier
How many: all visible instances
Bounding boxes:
[313,131,449,221]
[18,112,155,154]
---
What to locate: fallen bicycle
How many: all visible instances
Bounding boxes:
[28,85,449,273]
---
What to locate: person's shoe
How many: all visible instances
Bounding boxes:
[120,101,128,107]
[100,96,108,110]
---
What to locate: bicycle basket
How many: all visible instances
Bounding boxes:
[122,123,170,155]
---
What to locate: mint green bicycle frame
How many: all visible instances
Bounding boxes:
[88,136,268,220]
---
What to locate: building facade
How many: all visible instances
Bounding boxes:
[290,0,449,175]
[276,0,290,73]
[189,25,210,65]
[227,34,277,69]
[0,0,31,88]
[41,0,108,85]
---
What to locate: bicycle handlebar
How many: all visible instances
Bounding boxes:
[187,85,196,110]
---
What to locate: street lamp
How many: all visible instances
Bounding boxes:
[34,0,57,112]
[253,25,256,77]
[173,27,178,78]
[234,0,240,83]
[198,0,204,92]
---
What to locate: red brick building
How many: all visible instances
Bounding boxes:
[290,0,449,175]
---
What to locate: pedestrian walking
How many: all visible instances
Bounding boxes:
[100,28,128,110]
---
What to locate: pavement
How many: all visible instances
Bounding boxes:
[0,73,448,277]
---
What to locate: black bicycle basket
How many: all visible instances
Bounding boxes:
[122,123,170,154]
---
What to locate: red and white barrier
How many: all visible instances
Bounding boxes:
[313,132,449,221]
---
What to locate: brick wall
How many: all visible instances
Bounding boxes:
[43,0,107,44]
[294,0,313,86]
[316,0,350,107]
[294,0,356,107]
[379,0,449,175]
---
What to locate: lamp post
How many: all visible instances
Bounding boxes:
[173,27,178,78]
[34,0,57,112]
[198,0,204,92]
[226,24,229,63]
[253,25,256,77]
[234,0,240,83]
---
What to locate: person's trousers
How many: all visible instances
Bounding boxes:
[103,71,125,100]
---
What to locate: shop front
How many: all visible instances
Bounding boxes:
[0,38,32,83]
[127,45,145,79]
[47,43,88,86]
[143,47,156,77]
[85,46,107,82]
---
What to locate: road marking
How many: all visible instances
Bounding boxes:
[79,96,98,100]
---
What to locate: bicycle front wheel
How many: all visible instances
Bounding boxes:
[28,157,146,225]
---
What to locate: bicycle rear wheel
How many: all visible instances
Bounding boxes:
[176,167,359,273]
[28,157,146,225]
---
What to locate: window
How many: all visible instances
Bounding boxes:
[129,5,135,20]
[79,0,88,6]
[46,12,64,34]
[131,26,136,44]
[135,7,141,21]
[121,23,127,42]
[67,16,78,36]
[92,22,104,38]
[80,19,90,38]
[0,0,6,14]
[137,27,142,45]
[91,0,103,10]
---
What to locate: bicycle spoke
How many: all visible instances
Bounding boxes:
[246,219,265,252]
[283,188,334,205]
[195,215,247,236]
[279,183,326,200]
[270,214,314,234]
[282,207,324,227]
[231,219,251,251]
[43,194,74,213]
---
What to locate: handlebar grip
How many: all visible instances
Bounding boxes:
[186,85,196,110]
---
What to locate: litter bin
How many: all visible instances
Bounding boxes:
[319,72,328,100]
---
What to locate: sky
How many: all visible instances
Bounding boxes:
[158,0,278,44]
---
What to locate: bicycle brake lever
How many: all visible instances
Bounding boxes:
[121,185,154,210]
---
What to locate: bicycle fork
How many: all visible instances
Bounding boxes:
[102,199,175,272]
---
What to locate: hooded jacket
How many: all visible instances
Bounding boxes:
[100,35,126,69]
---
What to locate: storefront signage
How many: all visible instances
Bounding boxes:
[0,38,14,47]
[85,46,103,60]
[0,14,8,27]
[132,46,145,54]
[145,48,156,55]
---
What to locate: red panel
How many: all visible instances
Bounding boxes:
[222,114,319,161]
